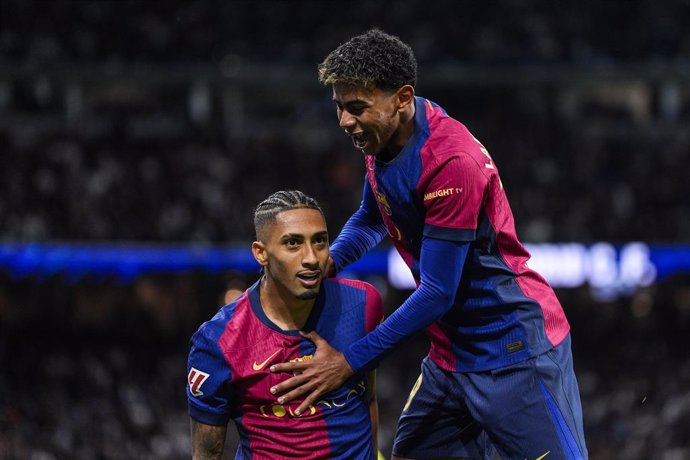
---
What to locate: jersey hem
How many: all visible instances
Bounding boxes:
[188,403,231,426]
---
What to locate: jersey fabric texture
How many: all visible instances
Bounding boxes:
[393,336,587,460]
[330,96,571,374]
[187,278,383,459]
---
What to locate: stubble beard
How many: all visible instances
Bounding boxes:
[296,289,319,300]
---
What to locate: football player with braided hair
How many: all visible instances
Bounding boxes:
[187,190,383,459]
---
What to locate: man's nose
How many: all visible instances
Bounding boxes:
[302,245,319,266]
[339,110,355,130]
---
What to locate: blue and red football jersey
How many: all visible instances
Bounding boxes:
[332,96,570,374]
[187,278,383,459]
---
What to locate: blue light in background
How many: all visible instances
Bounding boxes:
[0,242,688,295]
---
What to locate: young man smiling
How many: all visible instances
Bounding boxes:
[270,30,588,460]
[187,190,383,459]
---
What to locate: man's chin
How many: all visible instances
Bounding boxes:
[296,289,319,300]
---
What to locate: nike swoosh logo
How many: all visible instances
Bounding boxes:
[252,350,281,371]
[535,451,551,460]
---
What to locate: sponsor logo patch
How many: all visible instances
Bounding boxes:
[188,368,210,397]
[506,340,525,353]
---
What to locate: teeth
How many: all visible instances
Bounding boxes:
[351,133,366,148]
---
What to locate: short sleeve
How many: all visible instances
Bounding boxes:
[422,153,489,242]
[187,325,234,426]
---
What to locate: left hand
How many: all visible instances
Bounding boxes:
[269,330,354,415]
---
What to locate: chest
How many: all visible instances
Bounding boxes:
[367,158,425,219]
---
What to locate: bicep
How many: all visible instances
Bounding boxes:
[190,418,227,460]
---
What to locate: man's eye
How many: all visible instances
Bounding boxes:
[286,239,298,246]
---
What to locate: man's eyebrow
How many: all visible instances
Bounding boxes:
[280,233,305,240]
[333,97,367,105]
[280,231,328,239]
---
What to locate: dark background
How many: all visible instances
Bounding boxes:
[1,1,689,458]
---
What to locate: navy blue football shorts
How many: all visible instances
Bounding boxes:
[392,335,587,460]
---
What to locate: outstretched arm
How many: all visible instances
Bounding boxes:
[190,419,226,460]
[270,237,469,414]
[340,237,469,373]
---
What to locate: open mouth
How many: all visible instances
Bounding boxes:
[297,271,321,287]
[349,132,368,150]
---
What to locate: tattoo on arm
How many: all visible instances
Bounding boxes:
[191,419,227,460]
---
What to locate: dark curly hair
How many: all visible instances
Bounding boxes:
[318,28,417,91]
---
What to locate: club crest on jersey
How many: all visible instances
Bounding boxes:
[188,368,210,397]
[373,190,393,216]
[289,354,313,376]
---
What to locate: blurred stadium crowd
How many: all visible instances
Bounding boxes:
[1,1,689,459]
[2,0,690,244]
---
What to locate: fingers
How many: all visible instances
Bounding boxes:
[268,331,342,415]
[295,389,322,415]
[269,373,307,397]
[270,361,307,374]
[275,384,314,406]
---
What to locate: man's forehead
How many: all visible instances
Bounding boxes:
[331,82,377,101]
[272,208,326,231]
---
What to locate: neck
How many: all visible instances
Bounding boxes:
[378,98,416,163]
[259,276,315,330]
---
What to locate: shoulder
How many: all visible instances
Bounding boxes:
[417,99,482,160]
[191,293,247,346]
[325,277,381,299]
[324,278,383,331]
[419,123,496,186]
[321,278,383,311]
[427,121,483,161]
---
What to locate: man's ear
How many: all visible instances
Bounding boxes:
[252,241,268,266]
[396,84,415,110]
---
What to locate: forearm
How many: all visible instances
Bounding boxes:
[330,184,386,271]
[343,283,448,372]
[331,221,386,271]
[343,238,469,372]
[191,419,227,460]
